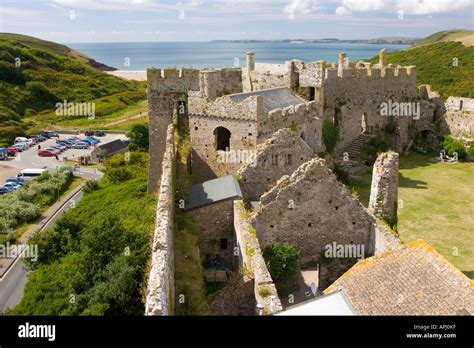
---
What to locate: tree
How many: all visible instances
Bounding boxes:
[263,242,300,288]
[127,123,149,151]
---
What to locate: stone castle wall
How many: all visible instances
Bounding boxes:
[187,199,236,267]
[198,68,243,99]
[238,129,314,202]
[188,95,261,181]
[368,152,399,224]
[234,200,283,314]
[440,97,474,138]
[321,65,419,154]
[145,124,175,316]
[251,158,374,265]
[147,68,200,193]
[260,100,323,152]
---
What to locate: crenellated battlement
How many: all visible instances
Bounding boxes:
[324,65,416,81]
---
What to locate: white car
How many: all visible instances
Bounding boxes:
[72,142,89,149]
[12,143,28,151]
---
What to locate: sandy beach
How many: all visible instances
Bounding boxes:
[106,70,147,81]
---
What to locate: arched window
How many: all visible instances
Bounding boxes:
[214,127,231,151]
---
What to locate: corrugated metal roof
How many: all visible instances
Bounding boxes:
[229,87,304,113]
[185,175,242,210]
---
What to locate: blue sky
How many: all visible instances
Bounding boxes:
[0,0,473,43]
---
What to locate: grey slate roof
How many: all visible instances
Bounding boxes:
[229,87,304,113]
[185,175,242,211]
[97,139,128,155]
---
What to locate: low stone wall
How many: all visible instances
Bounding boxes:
[145,124,175,315]
[371,220,402,255]
[234,200,283,315]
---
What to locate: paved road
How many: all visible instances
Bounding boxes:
[0,188,85,311]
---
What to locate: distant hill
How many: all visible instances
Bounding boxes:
[0,34,145,139]
[414,29,474,47]
[213,37,419,45]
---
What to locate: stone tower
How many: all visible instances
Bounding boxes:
[368,152,399,225]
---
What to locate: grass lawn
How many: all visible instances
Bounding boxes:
[350,152,474,278]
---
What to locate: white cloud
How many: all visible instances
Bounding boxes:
[335,6,352,16]
[283,0,319,14]
[396,0,472,15]
[341,0,385,12]
[340,0,472,15]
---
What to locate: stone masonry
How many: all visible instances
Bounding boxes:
[238,128,314,202]
[145,124,175,315]
[368,152,399,225]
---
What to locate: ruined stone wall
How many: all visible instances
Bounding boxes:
[238,129,314,202]
[188,95,261,182]
[370,220,402,255]
[368,152,399,224]
[439,97,474,138]
[187,199,236,267]
[259,100,323,152]
[234,200,283,314]
[198,68,243,99]
[242,62,292,92]
[321,65,419,154]
[251,158,374,265]
[298,60,325,87]
[145,124,175,316]
[147,68,200,193]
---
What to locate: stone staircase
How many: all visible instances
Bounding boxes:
[343,133,376,162]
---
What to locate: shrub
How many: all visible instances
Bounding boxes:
[442,136,467,159]
[363,136,389,157]
[127,123,149,151]
[83,180,100,193]
[322,120,339,153]
[105,167,133,183]
[263,242,300,288]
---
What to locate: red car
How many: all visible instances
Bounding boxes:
[7,146,17,156]
[38,150,56,157]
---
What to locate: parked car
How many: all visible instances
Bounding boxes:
[72,142,89,149]
[12,143,27,152]
[57,141,72,148]
[6,177,26,185]
[14,137,28,144]
[0,187,10,195]
[3,182,22,190]
[85,130,94,136]
[87,136,100,143]
[0,147,7,160]
[45,147,61,154]
[7,146,17,156]
[52,144,67,152]
[41,130,59,138]
[95,130,106,137]
[36,134,47,142]
[38,150,57,157]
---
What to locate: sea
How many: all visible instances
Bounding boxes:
[67,42,409,71]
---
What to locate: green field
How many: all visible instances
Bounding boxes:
[350,153,474,277]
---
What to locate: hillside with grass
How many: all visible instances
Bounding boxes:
[369,40,474,99]
[414,29,473,46]
[0,33,146,144]
[10,152,156,315]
